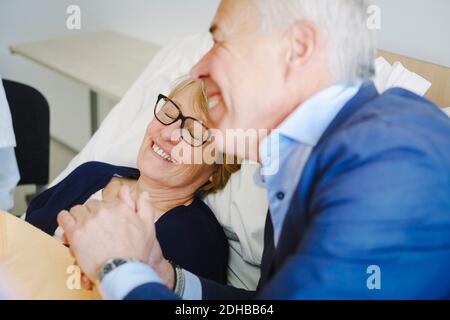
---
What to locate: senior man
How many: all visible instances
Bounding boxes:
[59,0,450,300]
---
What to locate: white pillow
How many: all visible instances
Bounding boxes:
[374,57,432,96]
[50,33,268,290]
[373,57,393,94]
[444,107,450,117]
[386,62,432,96]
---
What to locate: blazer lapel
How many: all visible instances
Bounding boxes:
[266,82,380,276]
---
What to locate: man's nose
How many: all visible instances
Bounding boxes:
[191,52,210,80]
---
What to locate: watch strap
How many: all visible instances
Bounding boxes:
[170,262,185,297]
[97,258,141,283]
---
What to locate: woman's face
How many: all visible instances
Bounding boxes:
[137,86,215,191]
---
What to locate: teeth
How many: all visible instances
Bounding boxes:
[152,144,177,163]
[208,97,220,109]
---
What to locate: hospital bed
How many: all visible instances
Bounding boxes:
[48,35,450,290]
[1,32,450,299]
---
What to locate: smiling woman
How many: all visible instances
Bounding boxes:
[0,78,242,299]
[136,78,240,198]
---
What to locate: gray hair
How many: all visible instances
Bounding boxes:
[253,0,376,83]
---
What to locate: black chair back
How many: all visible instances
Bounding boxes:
[3,79,50,187]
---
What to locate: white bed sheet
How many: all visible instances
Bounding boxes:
[374,57,432,96]
[444,107,450,117]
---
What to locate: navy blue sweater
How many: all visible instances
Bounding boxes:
[26,161,229,284]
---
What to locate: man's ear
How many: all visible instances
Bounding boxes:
[286,21,318,70]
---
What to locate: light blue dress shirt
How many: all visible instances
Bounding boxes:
[0,79,20,212]
[101,82,360,300]
[101,262,202,300]
[259,82,361,245]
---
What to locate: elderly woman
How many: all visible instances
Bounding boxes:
[25,78,240,286]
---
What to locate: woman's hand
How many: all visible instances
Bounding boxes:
[60,208,94,291]
[58,185,175,290]
[57,186,155,282]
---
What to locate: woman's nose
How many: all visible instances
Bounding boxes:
[160,121,182,145]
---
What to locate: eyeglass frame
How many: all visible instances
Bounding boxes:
[154,94,212,147]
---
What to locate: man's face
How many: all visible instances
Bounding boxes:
[191,0,292,160]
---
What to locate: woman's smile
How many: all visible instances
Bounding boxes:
[149,142,177,164]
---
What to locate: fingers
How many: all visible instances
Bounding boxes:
[62,233,69,246]
[102,178,121,202]
[58,205,90,247]
[70,205,91,223]
[137,191,154,225]
[118,185,136,211]
[57,210,77,239]
[81,273,93,291]
[84,200,104,216]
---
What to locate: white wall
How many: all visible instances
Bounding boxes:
[0,0,220,151]
[0,0,448,151]
[371,0,450,67]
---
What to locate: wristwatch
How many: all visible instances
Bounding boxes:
[169,261,185,297]
[97,258,141,283]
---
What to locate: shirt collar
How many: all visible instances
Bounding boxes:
[258,82,361,173]
[277,82,361,146]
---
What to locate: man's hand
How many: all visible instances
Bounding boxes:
[57,186,155,282]
[114,186,176,290]
[147,232,175,290]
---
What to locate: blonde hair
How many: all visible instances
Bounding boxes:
[168,78,241,196]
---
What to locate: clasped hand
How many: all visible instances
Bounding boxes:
[57,186,175,292]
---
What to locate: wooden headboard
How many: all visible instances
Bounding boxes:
[378,50,450,109]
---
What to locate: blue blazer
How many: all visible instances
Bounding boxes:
[125,83,450,300]
[25,162,229,285]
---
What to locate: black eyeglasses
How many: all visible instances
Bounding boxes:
[154,94,211,147]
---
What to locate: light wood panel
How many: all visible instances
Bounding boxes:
[10,31,161,100]
[0,211,99,299]
[379,50,450,108]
